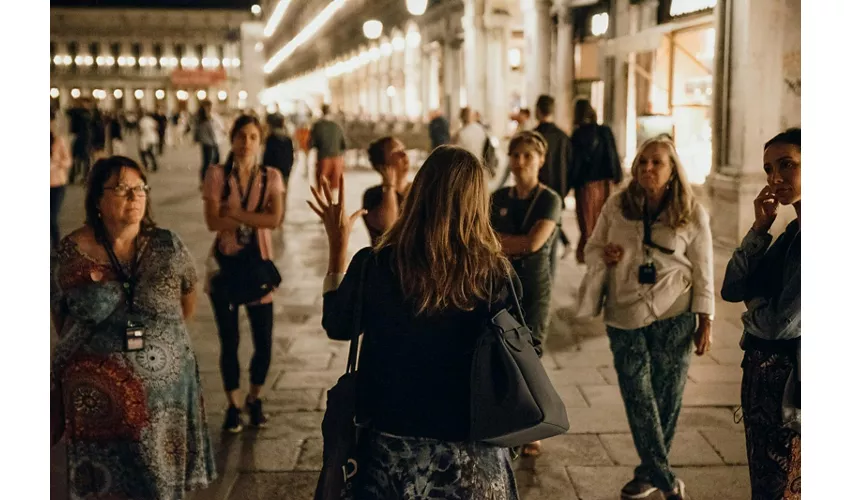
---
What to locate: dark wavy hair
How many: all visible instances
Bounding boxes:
[367,136,395,170]
[84,156,156,241]
[765,127,800,150]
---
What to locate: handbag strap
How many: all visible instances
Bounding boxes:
[504,272,527,327]
[345,254,371,374]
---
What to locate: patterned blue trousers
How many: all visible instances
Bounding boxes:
[607,313,695,492]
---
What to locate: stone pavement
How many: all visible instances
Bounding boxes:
[51,139,750,500]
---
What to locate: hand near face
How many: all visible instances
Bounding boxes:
[752,185,778,233]
[380,166,398,188]
[603,243,624,267]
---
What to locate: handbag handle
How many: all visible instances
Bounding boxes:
[345,253,371,374]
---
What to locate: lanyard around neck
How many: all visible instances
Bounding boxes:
[100,233,143,311]
[511,184,543,232]
[642,194,675,255]
[233,166,258,210]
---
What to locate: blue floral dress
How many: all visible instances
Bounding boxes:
[50,228,216,500]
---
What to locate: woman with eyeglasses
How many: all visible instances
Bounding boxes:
[50,156,216,499]
[583,137,713,500]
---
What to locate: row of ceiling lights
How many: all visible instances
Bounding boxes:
[263,0,428,75]
[52,87,249,101]
[325,31,421,77]
[52,55,241,69]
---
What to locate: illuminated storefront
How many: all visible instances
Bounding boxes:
[605,0,717,184]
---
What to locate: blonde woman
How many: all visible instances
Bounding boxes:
[310,146,520,498]
[584,137,713,500]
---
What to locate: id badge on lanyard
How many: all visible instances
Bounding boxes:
[102,235,146,352]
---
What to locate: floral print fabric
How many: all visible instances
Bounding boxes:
[51,228,216,500]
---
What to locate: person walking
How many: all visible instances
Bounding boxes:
[361,136,411,245]
[195,105,220,186]
[310,145,520,499]
[490,131,561,457]
[428,109,451,150]
[721,128,801,500]
[50,155,216,499]
[262,113,295,227]
[533,95,572,278]
[583,136,713,500]
[51,110,72,249]
[202,115,285,433]
[154,109,168,156]
[570,99,623,264]
[138,111,160,173]
[451,107,489,161]
[309,104,347,196]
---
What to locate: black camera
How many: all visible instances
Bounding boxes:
[638,262,657,284]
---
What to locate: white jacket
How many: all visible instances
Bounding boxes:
[584,194,714,330]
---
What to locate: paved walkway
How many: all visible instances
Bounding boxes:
[51,140,750,500]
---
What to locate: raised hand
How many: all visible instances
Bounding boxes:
[307,175,367,253]
[603,243,624,267]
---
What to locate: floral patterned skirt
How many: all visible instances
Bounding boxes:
[354,430,519,500]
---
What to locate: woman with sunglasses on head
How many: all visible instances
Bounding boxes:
[584,136,714,500]
[50,156,216,499]
[721,128,801,500]
[202,114,285,433]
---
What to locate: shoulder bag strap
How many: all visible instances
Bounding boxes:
[345,254,371,374]
[504,271,527,327]
[519,186,545,233]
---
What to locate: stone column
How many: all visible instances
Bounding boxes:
[442,38,464,126]
[166,90,177,115]
[553,0,574,128]
[523,0,553,108]
[706,0,801,247]
[419,43,432,118]
[463,0,487,114]
[484,11,511,139]
[124,85,135,111]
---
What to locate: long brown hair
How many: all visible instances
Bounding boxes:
[376,145,510,316]
[619,137,695,228]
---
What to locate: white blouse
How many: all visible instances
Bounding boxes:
[584,194,715,330]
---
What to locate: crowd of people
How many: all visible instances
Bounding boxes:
[50,94,801,499]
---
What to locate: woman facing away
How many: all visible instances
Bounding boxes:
[202,115,285,433]
[584,136,713,500]
[51,156,216,499]
[310,145,521,499]
[721,128,801,500]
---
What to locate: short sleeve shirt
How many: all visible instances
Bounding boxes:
[490,185,562,279]
[362,185,405,245]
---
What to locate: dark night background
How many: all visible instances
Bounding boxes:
[51,0,255,9]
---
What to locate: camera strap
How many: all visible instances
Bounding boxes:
[642,194,675,256]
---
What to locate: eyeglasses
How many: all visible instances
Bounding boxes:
[105,184,151,198]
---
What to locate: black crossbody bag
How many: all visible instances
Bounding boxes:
[211,166,282,305]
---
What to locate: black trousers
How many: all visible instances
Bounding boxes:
[200,144,220,183]
[139,146,158,172]
[50,186,65,248]
[209,291,274,392]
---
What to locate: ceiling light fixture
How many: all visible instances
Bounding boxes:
[263,0,293,37]
[264,0,347,74]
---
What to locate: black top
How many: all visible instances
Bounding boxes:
[362,185,405,245]
[429,116,451,149]
[322,246,523,441]
[570,123,623,188]
[534,122,572,199]
[263,134,295,179]
[490,185,562,281]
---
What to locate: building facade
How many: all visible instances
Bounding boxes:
[259,0,799,246]
[50,7,256,115]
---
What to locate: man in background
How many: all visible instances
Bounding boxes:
[309,104,347,196]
